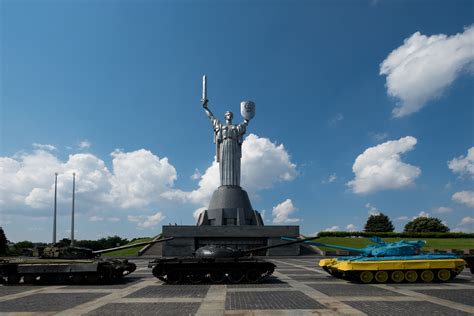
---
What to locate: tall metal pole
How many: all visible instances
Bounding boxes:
[52,173,58,244]
[70,172,76,246]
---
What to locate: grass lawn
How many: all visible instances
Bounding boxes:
[101,237,153,257]
[314,237,474,251]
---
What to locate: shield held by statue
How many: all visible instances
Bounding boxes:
[240,101,256,120]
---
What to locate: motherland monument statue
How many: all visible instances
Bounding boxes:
[197,75,263,226]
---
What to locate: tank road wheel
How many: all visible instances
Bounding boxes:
[152,265,166,278]
[86,274,99,284]
[375,271,389,283]
[245,269,262,283]
[405,270,418,283]
[359,271,374,283]
[72,274,85,284]
[391,271,404,283]
[209,271,226,284]
[437,269,451,282]
[53,274,67,285]
[227,270,244,283]
[22,275,36,284]
[166,270,182,284]
[6,274,20,285]
[420,270,434,283]
[187,271,205,284]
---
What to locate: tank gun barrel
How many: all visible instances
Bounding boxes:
[241,236,320,256]
[281,237,367,254]
[92,237,174,255]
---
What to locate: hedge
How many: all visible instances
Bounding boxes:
[316,231,474,238]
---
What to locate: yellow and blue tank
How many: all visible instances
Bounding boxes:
[282,236,466,283]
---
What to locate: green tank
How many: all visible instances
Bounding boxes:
[0,237,173,285]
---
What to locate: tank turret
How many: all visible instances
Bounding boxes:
[281,236,467,284]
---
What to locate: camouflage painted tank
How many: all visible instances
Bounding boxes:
[283,236,468,283]
[0,237,173,285]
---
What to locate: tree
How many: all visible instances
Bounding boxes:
[404,216,449,233]
[0,227,7,255]
[364,213,394,232]
[14,241,34,249]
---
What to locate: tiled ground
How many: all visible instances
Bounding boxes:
[0,257,472,315]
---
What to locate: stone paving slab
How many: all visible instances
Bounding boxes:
[0,285,46,297]
[289,275,342,282]
[126,285,210,298]
[0,293,107,312]
[86,302,201,316]
[414,289,474,306]
[343,300,471,316]
[308,284,404,296]
[225,290,327,310]
[64,277,143,289]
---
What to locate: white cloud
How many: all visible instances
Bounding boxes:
[345,224,357,232]
[448,147,474,178]
[452,191,474,208]
[33,143,57,151]
[365,203,381,216]
[347,136,421,194]
[162,134,297,207]
[434,206,453,214]
[0,146,178,217]
[272,199,300,224]
[415,211,430,218]
[191,169,201,180]
[329,113,344,125]
[380,26,474,117]
[193,207,207,222]
[322,173,337,184]
[79,140,91,149]
[460,217,474,225]
[324,225,340,232]
[368,132,388,142]
[127,211,165,228]
[89,216,104,222]
[108,217,120,222]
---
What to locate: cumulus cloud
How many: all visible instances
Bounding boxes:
[272,199,300,224]
[191,169,202,180]
[434,206,453,214]
[162,134,297,207]
[127,211,165,228]
[448,147,474,178]
[415,211,430,218]
[345,224,357,232]
[460,216,474,225]
[33,143,57,151]
[347,136,421,194]
[0,146,178,217]
[452,191,474,208]
[322,173,337,184]
[365,203,381,216]
[380,26,474,117]
[396,216,409,221]
[79,140,91,149]
[324,225,340,232]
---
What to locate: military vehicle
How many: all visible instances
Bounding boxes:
[148,237,316,284]
[0,237,173,285]
[282,236,469,283]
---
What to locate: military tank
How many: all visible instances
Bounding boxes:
[148,237,315,284]
[282,236,468,283]
[0,237,173,285]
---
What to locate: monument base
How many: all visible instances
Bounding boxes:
[157,225,300,257]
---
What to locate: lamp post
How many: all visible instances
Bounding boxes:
[70,172,76,246]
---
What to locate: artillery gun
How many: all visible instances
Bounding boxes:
[0,237,173,285]
[148,237,316,284]
[282,236,469,283]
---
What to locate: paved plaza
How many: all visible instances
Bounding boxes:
[0,257,473,315]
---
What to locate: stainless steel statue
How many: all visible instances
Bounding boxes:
[201,75,255,187]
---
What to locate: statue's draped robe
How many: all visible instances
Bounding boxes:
[211,118,247,186]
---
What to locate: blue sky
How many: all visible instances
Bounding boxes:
[1,0,473,242]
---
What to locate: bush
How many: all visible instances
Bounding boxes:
[364,213,394,232]
[316,231,474,238]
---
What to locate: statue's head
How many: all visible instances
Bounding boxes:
[225,111,233,123]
